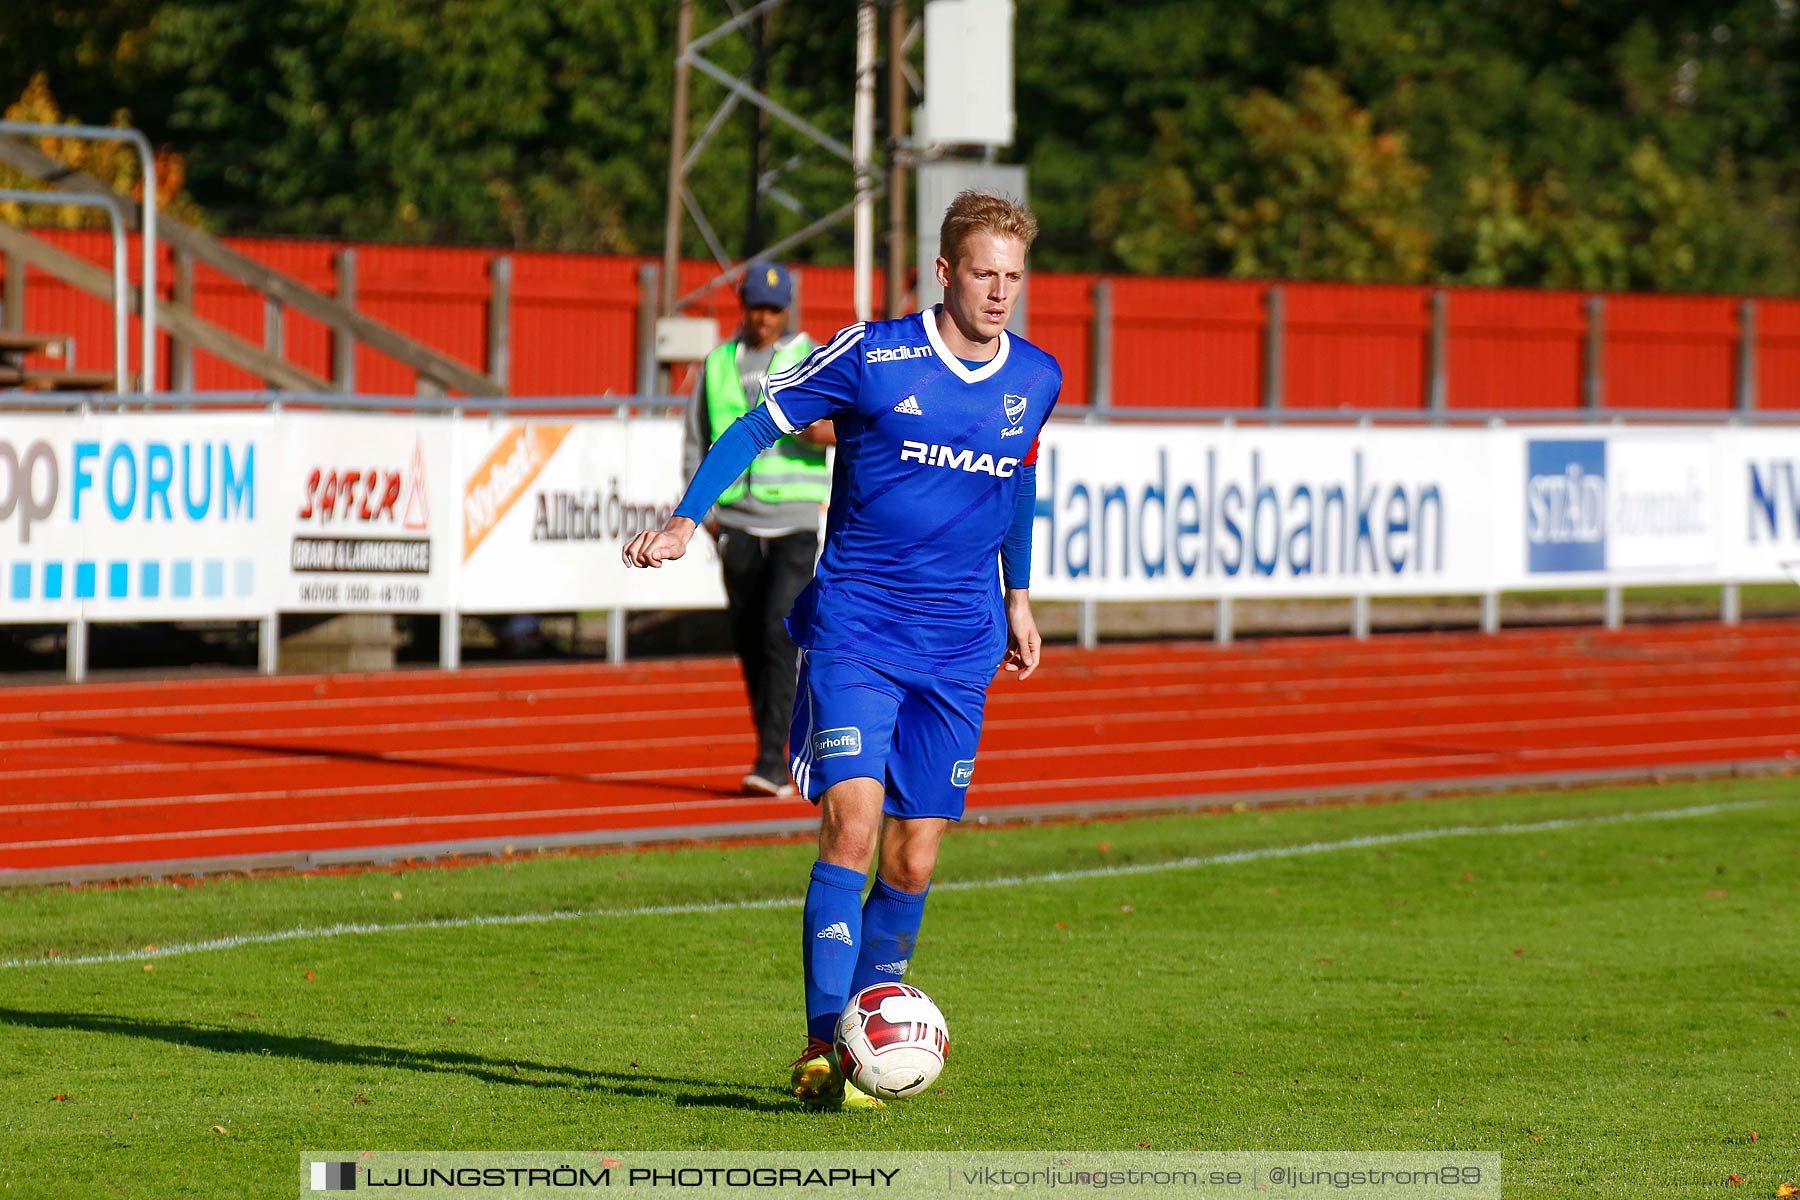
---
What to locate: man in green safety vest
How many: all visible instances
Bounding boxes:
[683,261,836,797]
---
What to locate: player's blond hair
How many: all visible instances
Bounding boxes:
[938,190,1039,264]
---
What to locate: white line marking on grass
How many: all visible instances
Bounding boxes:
[0,798,1770,970]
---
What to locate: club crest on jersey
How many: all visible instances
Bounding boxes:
[900,441,1020,478]
[1003,393,1027,425]
[866,344,933,363]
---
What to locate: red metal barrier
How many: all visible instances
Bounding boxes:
[4,228,1794,410]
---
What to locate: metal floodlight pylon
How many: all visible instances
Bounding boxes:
[660,0,912,325]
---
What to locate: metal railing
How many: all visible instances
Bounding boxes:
[0,121,157,392]
[0,190,129,391]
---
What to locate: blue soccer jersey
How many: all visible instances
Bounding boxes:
[762,307,1061,683]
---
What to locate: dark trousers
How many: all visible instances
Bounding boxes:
[717,527,817,777]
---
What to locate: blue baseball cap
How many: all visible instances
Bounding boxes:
[740,261,793,309]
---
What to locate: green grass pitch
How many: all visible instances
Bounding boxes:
[2,777,1796,1198]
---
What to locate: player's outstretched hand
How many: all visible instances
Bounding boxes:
[1002,589,1041,681]
[622,517,697,569]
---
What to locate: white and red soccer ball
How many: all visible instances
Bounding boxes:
[834,983,950,1099]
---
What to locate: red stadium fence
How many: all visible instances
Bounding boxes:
[7,229,1800,412]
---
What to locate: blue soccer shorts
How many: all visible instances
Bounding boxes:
[787,648,988,820]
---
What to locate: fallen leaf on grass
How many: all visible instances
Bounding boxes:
[1776,1184,1799,1199]
[304,970,315,980]
[1119,905,1134,914]
[1138,1142,1150,1149]
[142,964,154,973]
[352,1094,370,1106]
[1751,1131,1760,1142]
[142,944,158,952]
[445,1016,456,1024]
[1097,842,1111,853]
[1726,1174,1743,1187]
[208,1125,227,1135]
[1706,889,1728,899]
[53,1093,67,1102]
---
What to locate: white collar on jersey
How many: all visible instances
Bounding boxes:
[921,305,1011,384]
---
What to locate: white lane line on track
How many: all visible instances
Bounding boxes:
[6,703,1796,818]
[4,639,1797,728]
[5,672,1798,783]
[0,798,1770,970]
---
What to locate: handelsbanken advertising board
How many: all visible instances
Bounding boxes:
[0,413,272,621]
[457,417,723,613]
[1027,425,1497,600]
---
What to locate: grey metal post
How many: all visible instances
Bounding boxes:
[1077,598,1098,650]
[1426,289,1449,415]
[333,248,357,392]
[66,615,87,683]
[487,254,513,392]
[1603,586,1623,630]
[259,614,279,674]
[171,248,195,391]
[2,247,22,331]
[1722,583,1741,625]
[1215,596,1234,647]
[636,263,659,394]
[1351,594,1371,640]
[1735,298,1757,412]
[608,607,627,665]
[1262,285,1286,412]
[440,611,461,670]
[1582,295,1605,410]
[1088,279,1113,418]
[1480,591,1500,635]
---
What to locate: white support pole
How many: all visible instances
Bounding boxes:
[1722,582,1741,626]
[1077,598,1097,650]
[851,0,877,323]
[1351,594,1371,640]
[1215,596,1234,647]
[66,616,88,683]
[259,615,279,674]
[1603,586,1624,630]
[440,611,461,670]
[1480,591,1500,635]
[608,608,627,665]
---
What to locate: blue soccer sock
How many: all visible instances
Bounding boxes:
[802,860,868,1045]
[849,874,928,995]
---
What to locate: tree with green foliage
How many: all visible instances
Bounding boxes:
[5,0,1800,293]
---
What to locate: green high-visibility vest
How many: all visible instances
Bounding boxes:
[703,335,828,507]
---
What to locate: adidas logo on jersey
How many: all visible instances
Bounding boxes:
[874,960,909,975]
[893,395,924,415]
[865,344,933,363]
[900,440,1021,478]
[816,921,854,945]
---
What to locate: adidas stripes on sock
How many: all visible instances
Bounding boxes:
[849,874,928,995]
[802,859,868,1045]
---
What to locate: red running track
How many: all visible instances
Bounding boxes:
[2,620,1798,883]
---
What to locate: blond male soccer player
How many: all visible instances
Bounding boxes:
[624,192,1060,1110]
